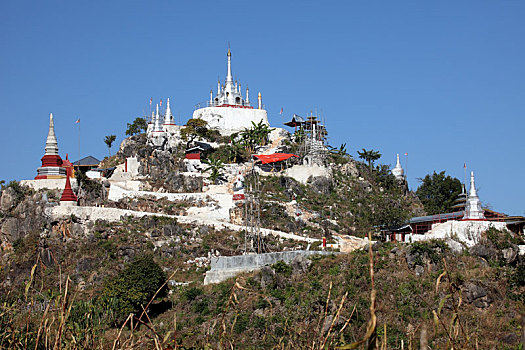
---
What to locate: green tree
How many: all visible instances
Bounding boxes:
[357,148,382,170]
[180,118,209,148]
[239,120,274,153]
[100,254,167,324]
[328,143,350,164]
[225,138,247,163]
[416,171,462,215]
[125,117,148,136]
[104,135,116,157]
[201,157,225,184]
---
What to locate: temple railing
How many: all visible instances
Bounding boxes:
[193,101,254,110]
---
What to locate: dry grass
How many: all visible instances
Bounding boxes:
[2,235,524,349]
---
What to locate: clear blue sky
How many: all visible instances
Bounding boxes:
[1,1,523,215]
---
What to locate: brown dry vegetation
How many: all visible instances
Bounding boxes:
[1,229,524,349]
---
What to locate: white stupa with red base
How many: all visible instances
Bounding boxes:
[35,113,66,179]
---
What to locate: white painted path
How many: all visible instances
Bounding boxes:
[46,206,318,243]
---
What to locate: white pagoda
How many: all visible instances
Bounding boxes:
[35,113,67,179]
[391,154,405,181]
[192,49,269,135]
[463,171,486,220]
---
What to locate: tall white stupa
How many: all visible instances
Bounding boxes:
[463,171,485,220]
[35,113,67,179]
[192,49,269,135]
[391,154,405,181]
[152,104,163,133]
[163,98,175,126]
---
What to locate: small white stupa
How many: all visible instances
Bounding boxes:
[163,98,175,126]
[391,154,405,181]
[463,171,485,220]
[152,104,163,133]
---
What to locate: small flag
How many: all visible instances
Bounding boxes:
[404,152,408,156]
[160,99,163,107]
[75,119,80,123]
[280,107,283,115]
[464,163,466,169]
[150,97,152,105]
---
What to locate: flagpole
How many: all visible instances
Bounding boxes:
[77,119,80,172]
[464,162,467,189]
[405,153,408,184]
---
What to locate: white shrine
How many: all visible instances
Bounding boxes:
[192,49,269,135]
[463,171,486,220]
[391,154,405,181]
[146,98,183,148]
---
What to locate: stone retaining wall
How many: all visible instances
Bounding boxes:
[204,250,336,285]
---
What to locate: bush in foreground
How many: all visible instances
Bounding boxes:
[100,254,167,324]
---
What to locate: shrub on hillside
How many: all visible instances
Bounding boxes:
[485,227,524,250]
[100,254,167,324]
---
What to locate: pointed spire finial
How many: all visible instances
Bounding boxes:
[153,104,163,132]
[226,45,233,84]
[392,153,404,180]
[44,113,59,155]
[464,170,485,220]
[164,98,172,125]
[469,171,478,197]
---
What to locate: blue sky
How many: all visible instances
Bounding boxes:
[1,1,523,215]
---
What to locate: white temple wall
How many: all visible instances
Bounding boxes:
[126,157,140,176]
[192,107,269,135]
[21,178,78,191]
[406,220,508,251]
[285,164,332,184]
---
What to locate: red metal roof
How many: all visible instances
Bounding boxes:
[253,153,298,164]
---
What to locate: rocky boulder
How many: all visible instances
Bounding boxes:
[341,161,359,178]
[1,218,20,242]
[502,247,519,265]
[279,176,304,200]
[462,282,493,308]
[118,134,148,159]
[1,187,18,211]
[308,176,333,195]
[258,266,275,289]
[291,255,312,275]
[469,243,499,262]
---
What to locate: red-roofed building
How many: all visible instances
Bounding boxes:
[62,154,75,178]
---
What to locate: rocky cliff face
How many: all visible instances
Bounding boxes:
[117,134,203,193]
[0,186,49,248]
[139,149,202,193]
